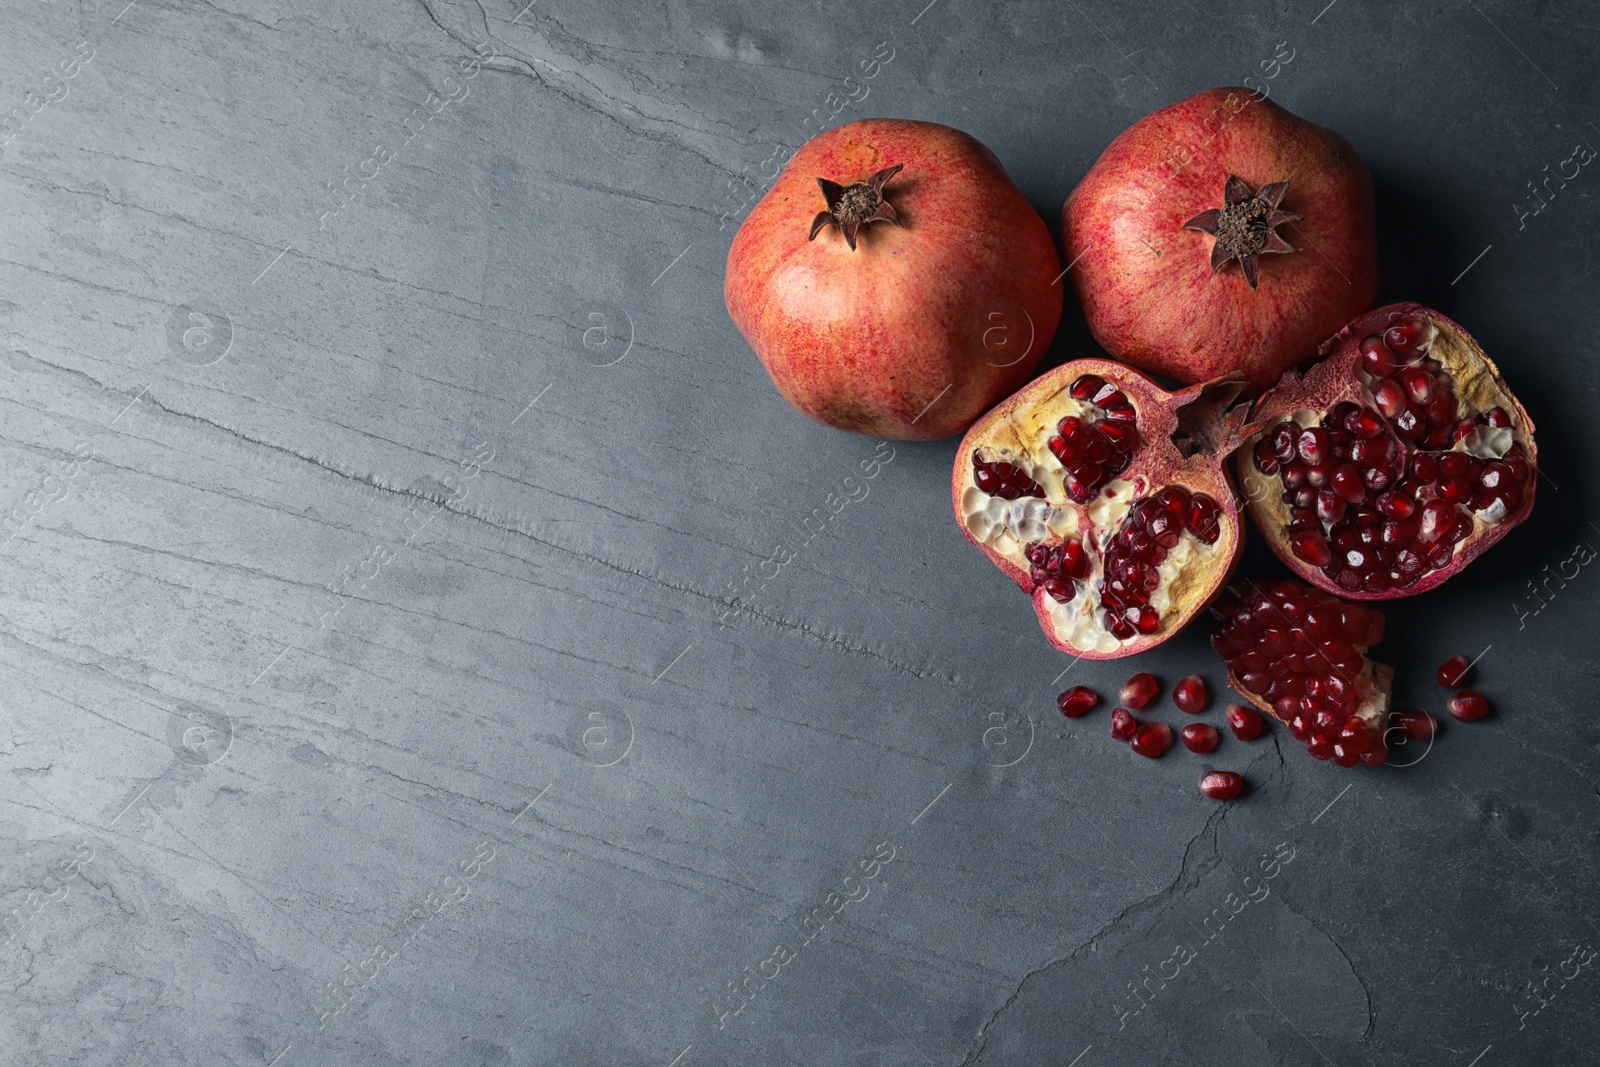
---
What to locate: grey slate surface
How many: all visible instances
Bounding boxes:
[2,0,1598,1064]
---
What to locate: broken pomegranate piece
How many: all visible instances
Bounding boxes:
[1211,579,1392,767]
[1240,304,1537,599]
[954,359,1254,658]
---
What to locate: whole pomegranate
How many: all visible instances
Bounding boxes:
[952,359,1256,657]
[1212,579,1392,767]
[1062,88,1379,389]
[1239,304,1537,598]
[726,119,1062,440]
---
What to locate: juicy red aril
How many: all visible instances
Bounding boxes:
[1211,580,1383,768]
[1393,709,1436,740]
[1097,487,1221,639]
[1050,375,1140,502]
[1120,672,1159,709]
[1254,331,1533,591]
[1025,539,1090,603]
[1198,770,1244,800]
[1131,721,1172,758]
[1180,722,1219,753]
[1446,690,1489,722]
[1057,685,1101,718]
[1173,675,1208,713]
[1436,654,1470,687]
[1110,707,1138,740]
[1225,704,1264,740]
[972,454,1043,499]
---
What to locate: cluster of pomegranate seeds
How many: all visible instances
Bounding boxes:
[1173,675,1208,713]
[1436,653,1470,687]
[1110,707,1138,740]
[1131,722,1172,758]
[1048,374,1140,503]
[1180,722,1218,753]
[1024,539,1090,603]
[1098,488,1223,639]
[1211,580,1387,767]
[1120,672,1159,709]
[971,454,1044,499]
[1225,704,1264,740]
[1447,690,1490,722]
[1057,685,1100,718]
[1199,771,1245,800]
[1393,709,1437,740]
[1252,314,1533,593]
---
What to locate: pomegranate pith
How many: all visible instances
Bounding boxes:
[1111,708,1139,741]
[1199,771,1245,800]
[1211,579,1392,768]
[1436,654,1470,688]
[954,359,1255,658]
[1446,690,1490,722]
[1057,686,1101,718]
[1180,723,1219,753]
[1225,704,1264,740]
[1173,675,1208,713]
[1131,722,1173,759]
[1241,304,1537,599]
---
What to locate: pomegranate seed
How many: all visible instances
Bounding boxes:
[1172,675,1208,713]
[1225,704,1264,740]
[1373,378,1407,419]
[1392,709,1436,740]
[1359,735,1389,765]
[1290,530,1333,567]
[1384,315,1428,359]
[973,454,1044,499]
[1485,407,1512,428]
[1057,686,1101,718]
[1446,690,1490,722]
[1110,707,1138,740]
[1131,721,1173,759]
[1436,654,1470,688]
[1358,336,1400,377]
[1199,770,1245,800]
[1180,722,1219,753]
[1120,672,1159,709]
[1068,374,1106,401]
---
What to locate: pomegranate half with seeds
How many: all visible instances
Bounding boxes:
[1240,304,1537,598]
[1062,88,1380,389]
[953,359,1255,657]
[725,119,1062,440]
[1212,579,1392,767]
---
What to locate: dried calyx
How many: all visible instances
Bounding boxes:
[954,359,1255,658]
[808,164,903,250]
[1183,175,1303,290]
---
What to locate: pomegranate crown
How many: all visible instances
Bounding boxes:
[809,163,903,250]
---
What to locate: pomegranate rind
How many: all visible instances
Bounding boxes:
[952,358,1249,659]
[1239,302,1538,600]
[725,118,1063,441]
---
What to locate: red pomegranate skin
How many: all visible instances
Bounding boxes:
[1063,89,1379,389]
[726,119,1062,440]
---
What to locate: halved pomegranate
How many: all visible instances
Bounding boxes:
[1211,579,1392,767]
[1239,304,1537,598]
[953,359,1255,657]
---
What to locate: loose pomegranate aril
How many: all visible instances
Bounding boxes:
[1057,686,1101,718]
[1225,704,1264,740]
[1198,770,1245,800]
[1172,675,1208,713]
[1180,722,1219,753]
[1131,721,1173,758]
[1241,304,1538,600]
[972,454,1044,499]
[1120,673,1159,709]
[1446,690,1489,722]
[1110,707,1138,740]
[1436,654,1470,688]
[1211,579,1390,767]
[1392,708,1436,740]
